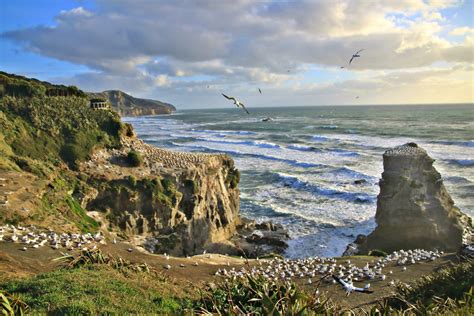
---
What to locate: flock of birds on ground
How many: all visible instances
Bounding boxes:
[0,224,106,252]
[0,223,448,296]
[215,248,444,295]
[221,49,364,116]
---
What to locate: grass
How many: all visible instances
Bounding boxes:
[386,260,474,313]
[0,267,188,314]
[64,196,99,233]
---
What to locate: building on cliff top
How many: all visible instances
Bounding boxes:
[89,98,110,110]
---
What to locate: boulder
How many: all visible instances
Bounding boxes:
[354,143,472,254]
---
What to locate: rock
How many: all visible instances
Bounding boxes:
[354,179,367,185]
[352,143,472,254]
[233,219,290,257]
[460,244,474,258]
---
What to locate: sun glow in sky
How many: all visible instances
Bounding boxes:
[1,0,473,108]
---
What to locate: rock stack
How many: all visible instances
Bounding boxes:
[350,143,472,255]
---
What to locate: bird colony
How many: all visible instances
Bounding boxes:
[215,249,443,295]
[0,224,105,251]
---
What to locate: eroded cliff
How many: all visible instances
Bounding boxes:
[80,136,241,256]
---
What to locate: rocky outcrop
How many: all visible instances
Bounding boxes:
[88,90,176,116]
[232,218,290,257]
[348,143,472,255]
[82,136,240,256]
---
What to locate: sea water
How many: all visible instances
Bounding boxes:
[123,104,474,258]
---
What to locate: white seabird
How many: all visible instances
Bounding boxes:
[222,93,250,115]
[332,275,374,296]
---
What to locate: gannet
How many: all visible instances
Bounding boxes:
[332,275,373,296]
[222,93,250,115]
[349,49,364,64]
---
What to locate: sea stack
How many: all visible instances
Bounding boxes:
[354,143,472,254]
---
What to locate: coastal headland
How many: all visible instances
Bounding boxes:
[0,72,472,314]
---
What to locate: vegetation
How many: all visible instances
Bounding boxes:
[197,275,335,315]
[226,167,240,189]
[55,248,152,274]
[126,150,143,167]
[184,179,199,194]
[0,72,132,231]
[385,260,474,314]
[0,71,86,98]
[368,249,388,257]
[0,267,188,314]
[1,291,29,315]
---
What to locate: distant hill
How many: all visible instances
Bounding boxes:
[88,90,176,116]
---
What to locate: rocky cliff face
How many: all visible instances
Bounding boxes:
[350,143,472,255]
[88,90,176,116]
[80,136,241,256]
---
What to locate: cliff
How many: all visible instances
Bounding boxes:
[0,72,284,257]
[88,90,176,116]
[348,143,473,255]
[80,137,241,256]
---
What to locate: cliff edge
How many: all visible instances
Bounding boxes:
[347,143,472,255]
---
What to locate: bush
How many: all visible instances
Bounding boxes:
[127,150,143,167]
[60,144,86,168]
[368,249,388,257]
[226,168,240,189]
[197,276,334,315]
[128,175,137,187]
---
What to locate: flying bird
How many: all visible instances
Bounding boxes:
[222,93,250,115]
[258,88,262,94]
[349,49,364,65]
[332,275,374,296]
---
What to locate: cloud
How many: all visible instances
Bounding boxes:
[2,0,471,106]
[450,26,474,36]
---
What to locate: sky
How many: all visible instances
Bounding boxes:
[0,0,473,109]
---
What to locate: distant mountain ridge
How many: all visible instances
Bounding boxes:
[88,90,176,116]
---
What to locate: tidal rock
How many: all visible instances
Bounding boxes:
[353,143,472,254]
[233,218,290,257]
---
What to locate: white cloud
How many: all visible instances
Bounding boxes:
[450,26,474,36]
[2,0,472,106]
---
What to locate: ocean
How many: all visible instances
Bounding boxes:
[123,104,474,258]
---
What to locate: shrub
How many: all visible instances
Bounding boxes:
[0,291,29,315]
[127,150,143,167]
[226,168,240,189]
[60,144,86,168]
[128,175,137,187]
[377,260,474,314]
[197,276,334,315]
[368,249,388,257]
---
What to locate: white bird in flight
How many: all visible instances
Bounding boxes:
[332,275,374,296]
[222,93,250,115]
